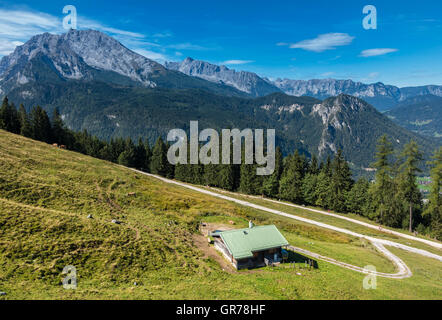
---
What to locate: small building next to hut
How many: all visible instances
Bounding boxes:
[213,223,289,270]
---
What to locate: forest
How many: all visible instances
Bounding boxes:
[1,96,440,240]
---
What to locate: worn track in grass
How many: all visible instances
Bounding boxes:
[132,169,442,279]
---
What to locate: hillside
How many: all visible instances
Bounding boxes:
[5,80,438,171]
[0,130,441,300]
[385,95,442,138]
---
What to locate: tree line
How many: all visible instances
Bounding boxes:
[1,97,440,240]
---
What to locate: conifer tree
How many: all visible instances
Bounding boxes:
[18,104,32,138]
[330,149,353,212]
[398,141,423,232]
[0,97,20,134]
[371,135,394,223]
[239,162,261,195]
[134,138,147,170]
[144,139,152,173]
[315,168,332,209]
[118,138,137,168]
[30,106,52,143]
[309,154,320,175]
[262,147,283,198]
[51,107,66,145]
[424,147,441,239]
[279,151,305,203]
[302,173,319,205]
[150,137,169,177]
[346,177,370,215]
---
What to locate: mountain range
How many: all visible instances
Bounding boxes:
[0,29,439,173]
[164,57,442,112]
[165,57,281,97]
[0,29,247,98]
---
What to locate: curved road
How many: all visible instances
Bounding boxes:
[132,169,442,279]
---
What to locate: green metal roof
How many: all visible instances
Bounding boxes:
[220,225,289,260]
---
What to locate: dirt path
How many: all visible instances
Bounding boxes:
[209,188,442,250]
[131,170,442,278]
[192,234,235,273]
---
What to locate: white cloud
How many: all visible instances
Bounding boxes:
[361,72,380,82]
[0,9,61,39]
[320,72,335,77]
[166,43,209,51]
[285,33,354,52]
[0,40,24,56]
[360,48,398,57]
[221,60,254,65]
[133,49,170,64]
[0,8,173,64]
[78,17,145,39]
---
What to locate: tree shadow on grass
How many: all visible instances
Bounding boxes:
[286,250,318,269]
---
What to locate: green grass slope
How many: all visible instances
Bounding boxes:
[0,130,441,300]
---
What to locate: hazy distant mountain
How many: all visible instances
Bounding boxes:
[164,58,442,111]
[165,57,281,97]
[272,79,402,111]
[385,94,442,138]
[0,29,247,98]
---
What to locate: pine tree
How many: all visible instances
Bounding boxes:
[262,147,283,198]
[346,178,370,215]
[371,135,394,223]
[324,155,332,177]
[0,96,7,129]
[118,138,137,168]
[398,141,423,232]
[302,173,319,205]
[309,154,320,175]
[144,139,152,173]
[239,163,261,195]
[134,138,147,170]
[51,107,65,145]
[424,147,442,239]
[18,104,32,138]
[315,170,332,209]
[279,151,306,203]
[218,164,235,191]
[0,97,20,134]
[30,106,52,143]
[330,149,353,212]
[150,137,169,177]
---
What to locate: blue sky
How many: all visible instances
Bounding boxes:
[0,0,441,87]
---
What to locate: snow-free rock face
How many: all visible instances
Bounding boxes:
[273,78,400,99]
[0,29,161,91]
[0,30,251,98]
[272,78,442,111]
[165,57,442,110]
[165,57,281,97]
[61,30,161,86]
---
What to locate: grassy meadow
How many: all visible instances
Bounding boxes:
[0,130,441,300]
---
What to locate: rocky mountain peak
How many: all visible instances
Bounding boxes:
[165,57,281,97]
